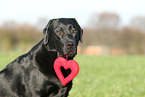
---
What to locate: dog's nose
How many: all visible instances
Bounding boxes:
[67,42,75,49]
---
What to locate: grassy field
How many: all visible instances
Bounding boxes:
[0,52,145,97]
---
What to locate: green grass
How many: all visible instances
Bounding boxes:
[0,52,22,70]
[0,53,145,97]
[71,55,145,97]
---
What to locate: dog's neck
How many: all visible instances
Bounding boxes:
[29,39,75,78]
[29,39,58,77]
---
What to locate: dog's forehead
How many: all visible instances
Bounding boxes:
[58,19,75,24]
[52,19,78,28]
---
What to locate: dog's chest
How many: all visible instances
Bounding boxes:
[34,78,71,97]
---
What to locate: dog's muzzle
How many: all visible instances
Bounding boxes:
[66,42,75,50]
[62,42,76,59]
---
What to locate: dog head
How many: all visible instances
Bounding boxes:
[43,18,83,59]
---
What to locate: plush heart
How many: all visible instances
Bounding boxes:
[54,57,79,86]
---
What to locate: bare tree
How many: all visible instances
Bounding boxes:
[130,16,145,32]
[1,21,18,29]
[36,17,48,30]
[89,12,121,30]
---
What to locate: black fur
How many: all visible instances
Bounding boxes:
[0,18,83,97]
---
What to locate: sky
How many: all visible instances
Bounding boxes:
[0,0,145,27]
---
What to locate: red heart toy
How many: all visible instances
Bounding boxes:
[54,57,79,86]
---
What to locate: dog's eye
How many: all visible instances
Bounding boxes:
[57,31,64,36]
[57,31,63,34]
[73,30,77,33]
[57,31,61,34]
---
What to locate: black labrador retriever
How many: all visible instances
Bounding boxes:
[0,18,83,97]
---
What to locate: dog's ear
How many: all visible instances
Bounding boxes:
[43,19,53,45]
[79,28,83,43]
[71,18,83,43]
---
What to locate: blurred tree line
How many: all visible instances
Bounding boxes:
[0,13,145,54]
[0,21,42,52]
[83,12,145,55]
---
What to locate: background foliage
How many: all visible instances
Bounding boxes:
[1,12,145,54]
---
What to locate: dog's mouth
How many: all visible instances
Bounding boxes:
[62,51,76,60]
